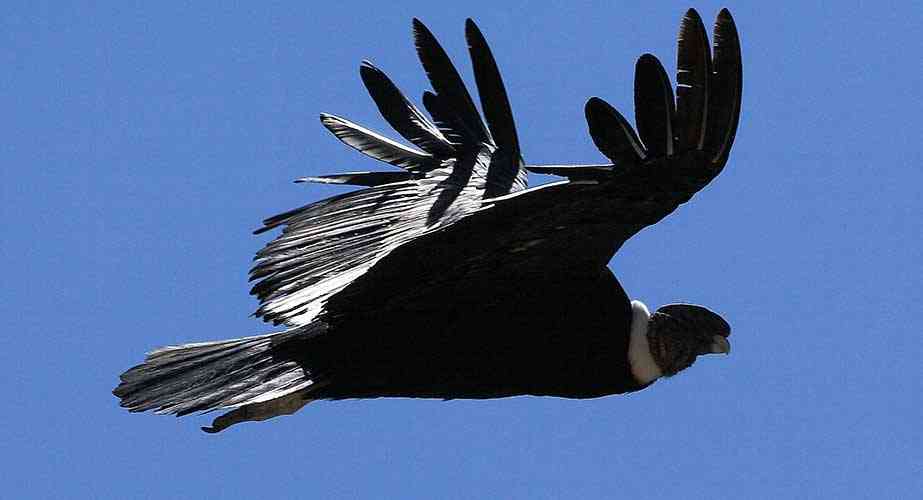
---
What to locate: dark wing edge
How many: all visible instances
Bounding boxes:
[359,61,456,157]
[465,19,528,196]
[529,9,742,191]
[634,53,676,158]
[704,8,743,169]
[675,8,710,152]
[585,96,647,167]
[412,18,489,144]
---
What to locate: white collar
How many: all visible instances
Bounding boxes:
[628,300,663,385]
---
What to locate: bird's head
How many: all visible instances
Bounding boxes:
[646,304,731,377]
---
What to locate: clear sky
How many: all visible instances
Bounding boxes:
[3,1,921,498]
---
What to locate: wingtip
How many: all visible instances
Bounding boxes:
[636,53,661,67]
[464,18,488,50]
[634,51,674,157]
[359,61,382,82]
[584,96,614,123]
[584,95,647,164]
[411,18,435,53]
[683,8,702,22]
[716,9,739,40]
[634,54,668,82]
[318,113,340,130]
[715,9,741,44]
[411,17,427,34]
[706,6,742,167]
[678,7,708,42]
[715,9,739,37]
[585,96,605,107]
[584,96,609,117]
[680,9,706,39]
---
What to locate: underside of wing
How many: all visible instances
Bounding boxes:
[251,19,532,325]
[250,159,483,326]
[251,179,424,325]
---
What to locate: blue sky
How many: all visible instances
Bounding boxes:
[3,1,921,498]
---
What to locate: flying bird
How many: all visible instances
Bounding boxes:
[114,9,742,433]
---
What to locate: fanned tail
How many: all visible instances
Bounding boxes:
[113,324,324,427]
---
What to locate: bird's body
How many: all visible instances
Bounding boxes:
[307,269,643,401]
[114,9,742,433]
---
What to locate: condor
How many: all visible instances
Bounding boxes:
[114,9,742,433]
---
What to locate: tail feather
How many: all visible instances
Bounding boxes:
[114,326,321,417]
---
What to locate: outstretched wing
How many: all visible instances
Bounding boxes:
[250,19,528,326]
[323,9,742,319]
[530,9,741,180]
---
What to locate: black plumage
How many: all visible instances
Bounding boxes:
[114,9,742,432]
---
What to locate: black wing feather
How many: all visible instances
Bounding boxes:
[320,113,438,172]
[527,164,614,181]
[675,9,711,151]
[359,61,455,157]
[465,19,519,153]
[422,90,470,144]
[464,18,527,197]
[412,18,489,144]
[705,8,743,167]
[634,54,675,157]
[585,97,646,166]
[296,171,417,187]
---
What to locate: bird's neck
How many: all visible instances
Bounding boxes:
[627,300,663,385]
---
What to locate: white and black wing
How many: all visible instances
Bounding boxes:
[323,9,742,318]
[250,19,528,326]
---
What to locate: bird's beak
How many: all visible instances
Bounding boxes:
[701,335,731,355]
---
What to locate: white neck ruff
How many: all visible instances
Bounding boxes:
[628,300,663,385]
